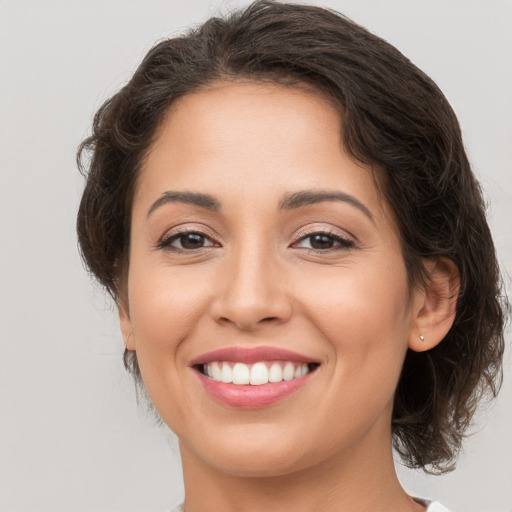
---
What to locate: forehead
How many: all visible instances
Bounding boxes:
[135,81,389,221]
[154,80,343,161]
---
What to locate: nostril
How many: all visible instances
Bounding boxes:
[211,281,294,330]
[217,315,280,330]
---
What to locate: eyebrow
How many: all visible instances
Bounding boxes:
[279,190,374,223]
[147,191,221,218]
[147,189,374,223]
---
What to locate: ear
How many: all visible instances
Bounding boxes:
[408,257,460,352]
[118,300,136,351]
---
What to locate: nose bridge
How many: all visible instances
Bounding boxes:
[212,235,292,330]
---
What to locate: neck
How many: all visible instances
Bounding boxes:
[179,429,424,512]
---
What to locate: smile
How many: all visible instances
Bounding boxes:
[191,347,320,408]
[200,361,316,385]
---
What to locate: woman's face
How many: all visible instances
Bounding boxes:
[121,82,424,477]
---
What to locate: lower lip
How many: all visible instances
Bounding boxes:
[196,371,314,409]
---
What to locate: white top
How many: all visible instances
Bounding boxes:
[169,500,452,511]
[416,499,453,512]
[426,502,453,512]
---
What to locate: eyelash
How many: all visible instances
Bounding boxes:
[290,230,355,252]
[158,228,354,253]
[157,229,218,252]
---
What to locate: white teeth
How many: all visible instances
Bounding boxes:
[220,362,233,383]
[250,362,269,385]
[268,362,283,383]
[282,362,295,381]
[204,361,313,385]
[232,362,250,384]
[295,364,308,378]
[212,362,222,381]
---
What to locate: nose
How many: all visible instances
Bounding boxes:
[210,244,293,331]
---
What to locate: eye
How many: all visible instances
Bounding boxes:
[159,231,217,251]
[293,232,354,251]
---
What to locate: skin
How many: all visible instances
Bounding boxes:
[120,82,458,512]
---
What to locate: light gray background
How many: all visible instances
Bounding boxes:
[0,1,510,511]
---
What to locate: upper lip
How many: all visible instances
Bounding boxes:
[189,346,320,366]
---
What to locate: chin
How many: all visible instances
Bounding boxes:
[179,422,330,478]
[204,448,314,478]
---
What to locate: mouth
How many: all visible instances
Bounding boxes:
[190,347,321,408]
[195,360,320,385]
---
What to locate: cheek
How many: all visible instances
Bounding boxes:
[127,265,211,360]
[298,259,410,335]
[295,261,411,382]
[125,264,215,421]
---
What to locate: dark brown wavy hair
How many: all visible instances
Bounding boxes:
[77,1,508,473]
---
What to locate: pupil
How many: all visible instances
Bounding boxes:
[311,234,334,249]
[181,233,204,249]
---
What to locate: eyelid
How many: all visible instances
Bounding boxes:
[155,223,355,252]
[292,224,355,244]
[288,223,357,254]
[156,224,221,250]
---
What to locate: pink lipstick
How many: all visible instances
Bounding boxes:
[190,346,319,408]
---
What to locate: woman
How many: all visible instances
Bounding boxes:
[77,2,507,511]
